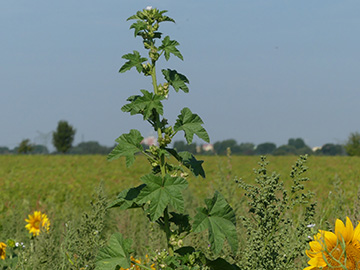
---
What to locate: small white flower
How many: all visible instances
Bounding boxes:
[145,6,152,10]
[307,223,316,228]
[15,242,19,247]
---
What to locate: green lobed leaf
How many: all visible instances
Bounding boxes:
[95,232,132,270]
[129,20,147,37]
[174,107,210,144]
[136,174,188,221]
[178,151,206,178]
[206,258,241,270]
[156,10,175,23]
[107,129,144,167]
[107,184,146,210]
[119,51,147,73]
[169,212,191,234]
[162,69,189,93]
[166,148,206,178]
[127,11,144,21]
[159,36,183,61]
[192,191,238,255]
[121,90,164,120]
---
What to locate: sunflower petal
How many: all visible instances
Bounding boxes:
[345,216,354,242]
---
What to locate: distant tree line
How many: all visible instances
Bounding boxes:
[2,120,360,156]
[0,141,114,155]
[0,120,113,155]
[173,137,348,156]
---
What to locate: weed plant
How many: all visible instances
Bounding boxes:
[236,156,316,269]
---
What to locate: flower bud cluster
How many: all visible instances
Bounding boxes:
[148,145,160,167]
[153,249,169,269]
[149,50,160,61]
[158,126,173,147]
[158,83,169,97]
[169,233,183,248]
[142,63,152,76]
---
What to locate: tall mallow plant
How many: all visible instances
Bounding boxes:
[96,7,238,270]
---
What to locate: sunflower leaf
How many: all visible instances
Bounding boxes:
[95,232,132,270]
[193,191,238,255]
[107,129,144,167]
[136,174,188,221]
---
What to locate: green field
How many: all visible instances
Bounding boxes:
[1,155,360,268]
[1,154,360,228]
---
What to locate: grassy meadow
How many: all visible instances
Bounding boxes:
[1,154,360,268]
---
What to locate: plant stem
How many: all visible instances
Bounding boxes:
[164,207,174,256]
[149,51,173,256]
[151,61,158,95]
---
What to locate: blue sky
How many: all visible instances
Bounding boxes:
[1,1,360,150]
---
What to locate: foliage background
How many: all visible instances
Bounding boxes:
[1,155,360,268]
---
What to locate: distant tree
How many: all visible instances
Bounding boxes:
[173,140,197,154]
[296,146,313,155]
[273,145,297,156]
[52,120,76,153]
[69,141,112,155]
[173,141,186,151]
[288,138,306,149]
[317,143,345,156]
[345,132,360,156]
[17,139,34,154]
[214,139,237,155]
[32,145,49,154]
[237,143,255,155]
[0,146,11,154]
[256,142,277,155]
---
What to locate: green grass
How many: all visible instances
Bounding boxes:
[1,155,360,268]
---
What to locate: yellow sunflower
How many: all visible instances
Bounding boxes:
[0,242,6,260]
[25,211,50,236]
[120,255,156,270]
[304,216,360,269]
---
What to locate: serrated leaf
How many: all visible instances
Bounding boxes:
[169,212,191,234]
[127,11,144,21]
[95,233,132,270]
[193,191,237,255]
[178,151,206,178]
[107,129,144,167]
[107,184,146,210]
[206,258,241,270]
[121,90,164,120]
[119,51,147,73]
[159,36,183,61]
[162,69,189,93]
[121,95,141,114]
[166,148,206,178]
[174,107,210,144]
[157,10,175,23]
[136,174,188,221]
[129,20,147,37]
[174,246,196,256]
